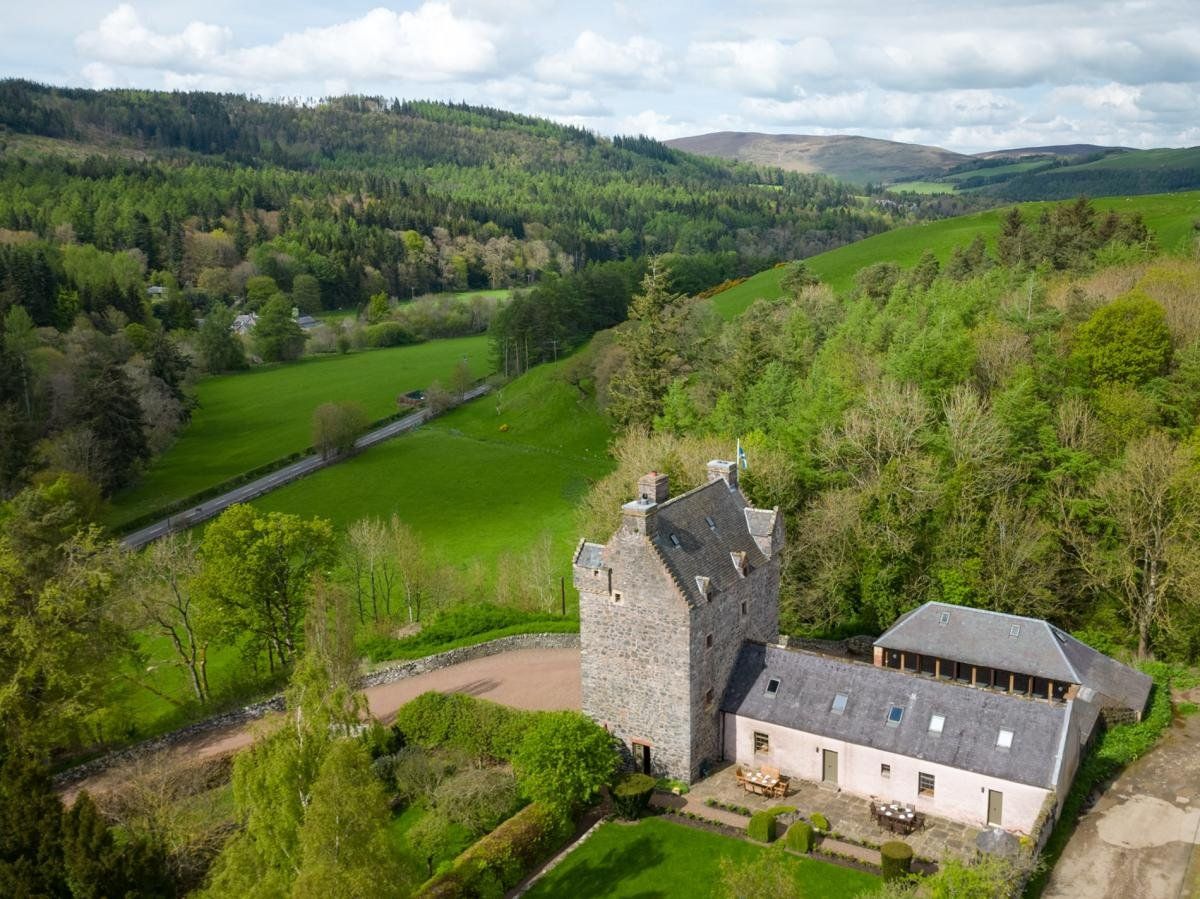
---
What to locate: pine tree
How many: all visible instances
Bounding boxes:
[607,259,684,427]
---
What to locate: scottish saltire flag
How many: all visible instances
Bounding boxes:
[737,439,748,471]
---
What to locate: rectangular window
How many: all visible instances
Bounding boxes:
[928,714,945,734]
[886,705,904,727]
[939,611,950,625]
[754,732,770,754]
[880,763,891,779]
[705,633,714,649]
[997,729,1014,749]
[831,693,848,714]
[918,772,935,797]
[613,592,622,604]
[765,678,781,697]
[740,601,747,616]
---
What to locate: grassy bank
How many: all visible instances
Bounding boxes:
[107,335,491,528]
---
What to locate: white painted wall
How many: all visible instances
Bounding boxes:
[723,713,1051,833]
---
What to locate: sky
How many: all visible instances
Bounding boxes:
[3,0,1198,153]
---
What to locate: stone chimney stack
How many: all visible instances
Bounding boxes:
[638,471,670,504]
[706,459,738,490]
[623,472,667,537]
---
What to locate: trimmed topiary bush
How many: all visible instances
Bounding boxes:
[786,820,814,853]
[766,805,796,816]
[747,811,777,843]
[810,812,830,832]
[612,772,657,819]
[880,840,914,880]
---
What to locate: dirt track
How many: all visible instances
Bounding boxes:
[1044,690,1200,899]
[67,647,581,800]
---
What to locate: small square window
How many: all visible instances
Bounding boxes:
[929,714,945,734]
[705,633,714,649]
[938,611,950,625]
[918,772,935,796]
[765,678,781,696]
[997,729,1014,749]
[754,732,770,754]
[887,705,904,727]
[1009,624,1021,637]
[831,693,848,714]
[613,592,622,604]
[880,763,891,779]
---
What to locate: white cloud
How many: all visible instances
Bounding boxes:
[76,3,502,84]
[688,37,838,97]
[535,31,674,89]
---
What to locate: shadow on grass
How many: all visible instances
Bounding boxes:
[528,827,669,898]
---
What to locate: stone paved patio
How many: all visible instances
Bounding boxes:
[686,763,984,862]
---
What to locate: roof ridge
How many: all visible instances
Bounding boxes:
[1043,620,1083,683]
[657,476,729,510]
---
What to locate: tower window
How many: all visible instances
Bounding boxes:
[705,633,713,649]
[740,601,747,616]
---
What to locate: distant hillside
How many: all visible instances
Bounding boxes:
[664,132,968,186]
[975,144,1129,160]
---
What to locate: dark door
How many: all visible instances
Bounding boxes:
[822,749,839,784]
[987,790,1003,826]
[639,744,651,775]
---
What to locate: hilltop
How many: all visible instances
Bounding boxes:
[664,131,967,185]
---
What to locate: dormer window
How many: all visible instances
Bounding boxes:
[765,678,780,697]
[886,705,904,727]
[731,551,748,577]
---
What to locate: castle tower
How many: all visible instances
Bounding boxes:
[573,462,783,781]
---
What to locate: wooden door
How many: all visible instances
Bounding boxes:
[639,744,651,775]
[987,790,1003,826]
[822,749,839,784]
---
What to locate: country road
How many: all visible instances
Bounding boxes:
[122,383,490,549]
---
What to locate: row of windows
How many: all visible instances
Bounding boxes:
[752,732,937,796]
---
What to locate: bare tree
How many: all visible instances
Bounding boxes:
[312,401,368,460]
[125,534,211,703]
[1062,431,1200,657]
[817,379,931,487]
[345,517,398,622]
[390,516,427,624]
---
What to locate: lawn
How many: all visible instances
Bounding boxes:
[249,353,614,574]
[710,190,1200,316]
[888,180,956,194]
[106,335,491,528]
[524,817,879,898]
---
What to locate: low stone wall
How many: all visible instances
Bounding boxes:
[55,631,580,788]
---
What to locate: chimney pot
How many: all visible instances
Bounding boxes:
[637,471,670,504]
[707,459,738,490]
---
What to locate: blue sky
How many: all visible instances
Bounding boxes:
[3,1,1198,152]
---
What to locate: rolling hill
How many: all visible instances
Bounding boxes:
[664,132,968,185]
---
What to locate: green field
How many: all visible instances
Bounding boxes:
[107,336,491,527]
[888,180,956,194]
[711,190,1200,316]
[249,354,613,573]
[524,817,879,898]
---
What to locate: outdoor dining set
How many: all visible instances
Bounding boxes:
[735,765,790,798]
[871,800,926,835]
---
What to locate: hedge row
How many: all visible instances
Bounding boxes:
[612,773,656,820]
[394,691,543,762]
[417,801,573,898]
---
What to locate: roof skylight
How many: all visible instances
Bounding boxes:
[1009,624,1021,637]
[997,729,1014,749]
[705,515,716,530]
[765,677,780,696]
[831,693,848,714]
[886,705,904,727]
[928,714,945,734]
[669,533,681,547]
[938,611,950,625]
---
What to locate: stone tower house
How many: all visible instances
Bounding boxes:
[573,461,783,781]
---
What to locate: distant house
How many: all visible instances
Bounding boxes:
[575,465,1151,835]
[147,285,166,299]
[296,314,319,330]
[231,313,258,335]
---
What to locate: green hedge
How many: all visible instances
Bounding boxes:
[417,801,572,897]
[612,773,656,820]
[365,321,419,347]
[880,841,913,880]
[810,812,830,832]
[747,811,777,843]
[786,820,814,854]
[394,691,541,762]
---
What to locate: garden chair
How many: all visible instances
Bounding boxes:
[735,766,747,787]
[771,776,789,798]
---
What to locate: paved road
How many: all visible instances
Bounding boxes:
[122,384,489,549]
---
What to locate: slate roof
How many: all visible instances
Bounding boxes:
[651,479,769,606]
[575,541,605,570]
[876,602,1151,714]
[722,642,1074,790]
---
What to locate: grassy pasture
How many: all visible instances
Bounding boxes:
[107,335,491,528]
[711,190,1200,317]
[249,354,613,573]
[887,180,957,194]
[524,817,879,898]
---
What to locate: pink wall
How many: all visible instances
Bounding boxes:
[724,713,1051,833]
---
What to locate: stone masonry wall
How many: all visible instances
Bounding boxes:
[579,526,694,780]
[56,631,580,788]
